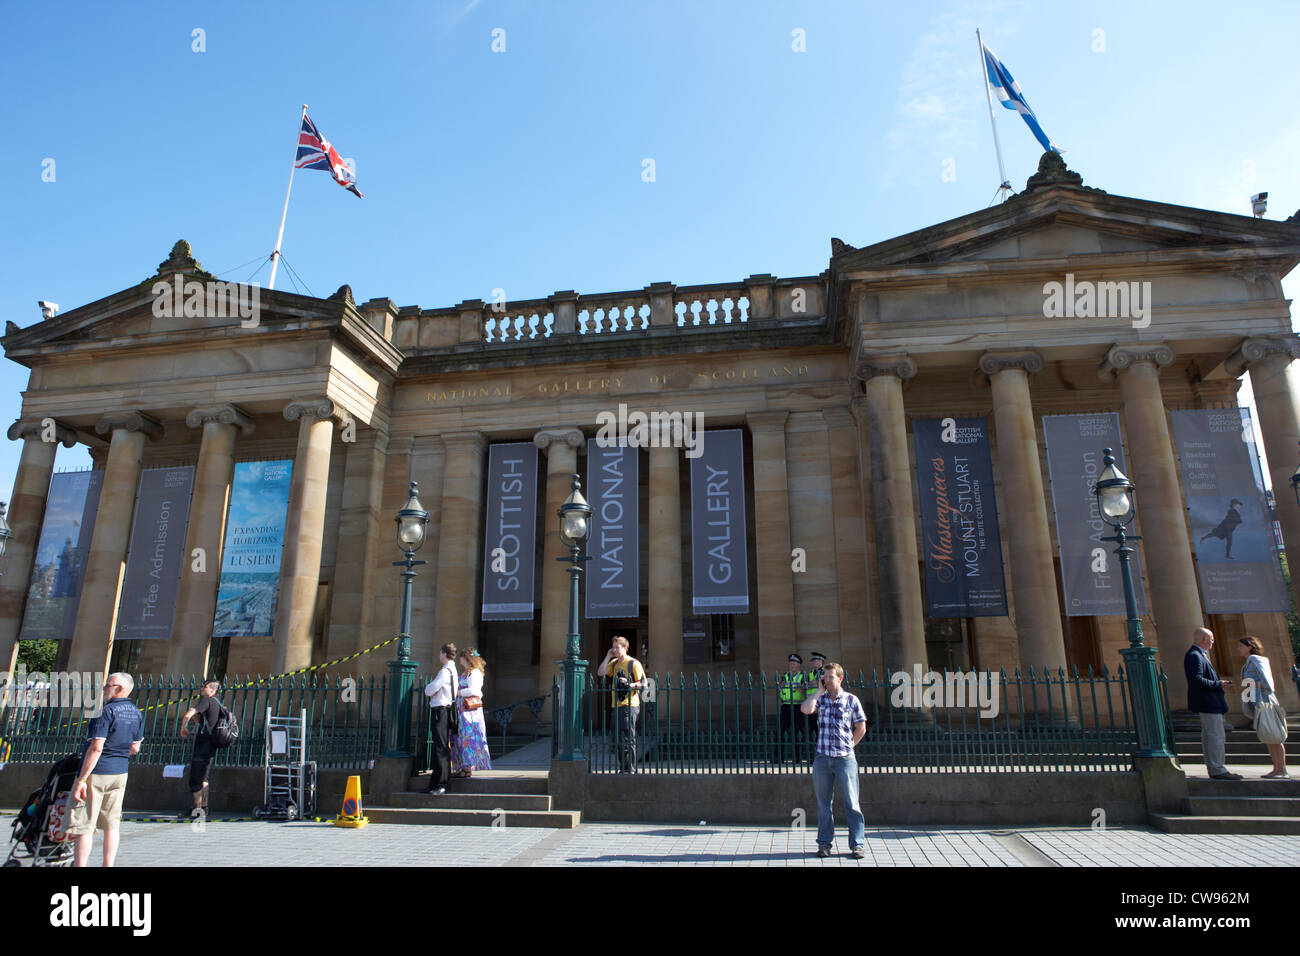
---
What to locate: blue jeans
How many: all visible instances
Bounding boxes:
[813,754,865,849]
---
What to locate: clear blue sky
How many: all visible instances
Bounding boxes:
[1,0,1297,500]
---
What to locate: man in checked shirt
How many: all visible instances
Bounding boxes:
[800,661,867,859]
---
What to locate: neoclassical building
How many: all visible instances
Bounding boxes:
[2,153,1298,718]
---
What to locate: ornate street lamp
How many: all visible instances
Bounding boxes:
[382,481,429,757]
[555,474,592,761]
[1094,448,1174,759]
[0,502,11,578]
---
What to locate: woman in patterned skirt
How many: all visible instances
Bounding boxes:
[452,650,492,777]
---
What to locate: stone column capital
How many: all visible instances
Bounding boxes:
[855,353,917,382]
[978,349,1045,378]
[186,404,254,435]
[1098,343,1175,381]
[94,411,164,441]
[532,427,585,453]
[7,418,78,447]
[283,398,337,426]
[745,410,789,432]
[1224,335,1300,377]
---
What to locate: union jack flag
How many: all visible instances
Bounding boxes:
[295,113,363,198]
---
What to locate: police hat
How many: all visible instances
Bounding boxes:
[810,651,826,662]
[788,653,803,663]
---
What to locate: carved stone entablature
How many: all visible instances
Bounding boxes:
[533,427,585,453]
[186,404,254,435]
[855,353,917,382]
[978,350,1045,378]
[283,398,337,426]
[1224,336,1300,377]
[7,418,78,447]
[94,411,164,441]
[1098,343,1176,381]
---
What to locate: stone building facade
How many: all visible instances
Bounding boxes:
[2,154,1298,718]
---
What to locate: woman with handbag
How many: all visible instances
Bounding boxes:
[1237,636,1289,778]
[452,650,492,778]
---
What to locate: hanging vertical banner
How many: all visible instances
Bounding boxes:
[481,442,539,621]
[18,471,103,641]
[689,429,749,614]
[586,440,639,618]
[1171,408,1289,613]
[912,418,1008,617]
[1043,413,1147,616]
[213,460,294,638]
[116,467,195,640]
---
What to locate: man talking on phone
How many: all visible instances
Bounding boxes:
[801,661,867,859]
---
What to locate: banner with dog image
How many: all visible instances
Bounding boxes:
[1170,408,1288,613]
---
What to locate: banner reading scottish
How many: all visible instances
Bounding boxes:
[18,471,103,641]
[912,418,1007,617]
[481,442,539,621]
[213,460,294,638]
[1042,414,1147,616]
[586,440,639,618]
[689,429,749,614]
[1170,408,1288,613]
[116,466,195,640]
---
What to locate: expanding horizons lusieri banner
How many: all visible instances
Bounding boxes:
[1042,413,1147,617]
[912,418,1008,617]
[19,470,103,641]
[586,440,639,618]
[1171,408,1289,613]
[689,429,749,614]
[116,466,195,640]
[213,460,293,638]
[481,442,539,621]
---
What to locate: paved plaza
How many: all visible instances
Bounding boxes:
[9,813,1296,867]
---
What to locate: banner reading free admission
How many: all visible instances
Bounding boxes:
[1042,413,1146,616]
[18,471,103,641]
[689,429,749,614]
[1171,408,1288,613]
[213,460,293,638]
[116,467,195,640]
[481,442,539,621]
[912,418,1007,617]
[586,440,639,618]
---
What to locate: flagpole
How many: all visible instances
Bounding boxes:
[268,104,308,291]
[976,30,1012,202]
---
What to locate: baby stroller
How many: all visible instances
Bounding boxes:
[4,753,81,867]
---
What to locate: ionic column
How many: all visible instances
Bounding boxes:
[68,412,164,674]
[1227,336,1300,608]
[648,445,683,677]
[1100,344,1199,707]
[979,351,1068,674]
[823,407,870,673]
[433,432,488,654]
[271,399,338,673]
[856,356,927,675]
[0,419,77,679]
[746,410,796,678]
[168,405,252,674]
[534,428,584,695]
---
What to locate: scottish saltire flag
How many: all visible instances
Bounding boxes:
[295,113,363,197]
[982,43,1060,154]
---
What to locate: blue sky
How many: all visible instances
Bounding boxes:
[1,0,1298,501]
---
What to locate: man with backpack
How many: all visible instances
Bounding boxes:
[178,679,235,820]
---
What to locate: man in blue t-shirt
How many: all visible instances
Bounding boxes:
[68,672,144,867]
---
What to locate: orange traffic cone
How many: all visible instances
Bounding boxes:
[333,774,369,828]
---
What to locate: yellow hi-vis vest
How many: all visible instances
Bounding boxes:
[779,671,808,704]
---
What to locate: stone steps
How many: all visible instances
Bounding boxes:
[1149,814,1300,835]
[390,791,553,811]
[1148,767,1299,834]
[371,771,578,827]
[368,803,580,829]
[405,773,549,794]
[1185,796,1300,816]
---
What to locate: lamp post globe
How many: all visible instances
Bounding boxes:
[556,474,592,761]
[383,480,429,757]
[1092,447,1174,759]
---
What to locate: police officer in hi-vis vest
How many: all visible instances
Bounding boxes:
[774,653,811,763]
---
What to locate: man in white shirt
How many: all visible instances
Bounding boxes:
[422,643,458,794]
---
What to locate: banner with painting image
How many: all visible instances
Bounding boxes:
[18,471,103,640]
[212,460,293,638]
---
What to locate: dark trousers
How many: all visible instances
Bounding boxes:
[429,706,452,788]
[189,736,215,797]
[615,705,637,773]
[774,704,809,762]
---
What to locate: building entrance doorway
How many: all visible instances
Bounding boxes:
[595,617,647,670]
